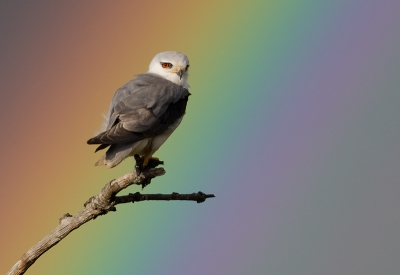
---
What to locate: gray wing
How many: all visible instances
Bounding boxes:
[87,73,188,147]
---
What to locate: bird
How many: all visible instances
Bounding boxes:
[87,51,190,168]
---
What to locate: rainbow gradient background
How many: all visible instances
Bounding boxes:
[1,1,400,274]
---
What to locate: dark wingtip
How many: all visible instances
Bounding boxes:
[95,144,110,152]
[87,138,95,145]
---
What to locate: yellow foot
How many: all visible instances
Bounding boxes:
[135,155,163,176]
[143,157,159,166]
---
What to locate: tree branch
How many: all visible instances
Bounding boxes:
[115,191,216,204]
[7,163,215,275]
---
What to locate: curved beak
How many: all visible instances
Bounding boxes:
[176,68,184,79]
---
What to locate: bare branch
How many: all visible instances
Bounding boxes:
[115,191,216,204]
[7,164,215,275]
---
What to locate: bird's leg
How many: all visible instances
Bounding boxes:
[145,157,163,168]
[134,154,144,175]
[134,155,164,189]
[134,155,163,175]
[143,157,160,166]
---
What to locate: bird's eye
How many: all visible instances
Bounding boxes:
[161,62,172,69]
[186,65,190,70]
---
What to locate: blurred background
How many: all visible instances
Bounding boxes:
[1,1,399,274]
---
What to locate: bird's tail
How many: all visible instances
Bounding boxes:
[94,143,134,168]
[94,155,106,166]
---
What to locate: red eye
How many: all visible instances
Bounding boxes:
[161,62,172,69]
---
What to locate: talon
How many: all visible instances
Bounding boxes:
[143,157,160,167]
[134,154,144,174]
[135,156,163,174]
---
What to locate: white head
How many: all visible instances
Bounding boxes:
[148,51,190,89]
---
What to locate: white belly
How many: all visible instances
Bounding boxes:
[130,116,183,158]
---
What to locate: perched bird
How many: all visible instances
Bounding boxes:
[87,51,190,168]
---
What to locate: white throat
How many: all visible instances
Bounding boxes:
[147,69,190,89]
